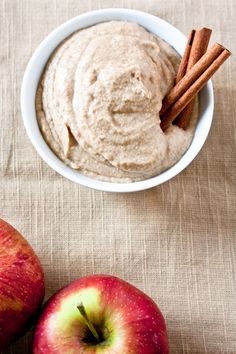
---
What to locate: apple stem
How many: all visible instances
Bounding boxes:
[77,303,100,342]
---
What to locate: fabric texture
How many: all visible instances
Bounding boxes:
[0,1,235,353]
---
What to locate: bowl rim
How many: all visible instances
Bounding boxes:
[21,8,214,193]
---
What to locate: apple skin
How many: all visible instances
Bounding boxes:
[0,219,45,350]
[33,274,168,354]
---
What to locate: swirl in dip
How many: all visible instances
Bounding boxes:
[36,21,197,182]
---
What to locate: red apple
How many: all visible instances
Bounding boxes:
[0,218,45,349]
[33,274,168,354]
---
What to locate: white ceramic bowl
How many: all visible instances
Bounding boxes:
[21,8,214,193]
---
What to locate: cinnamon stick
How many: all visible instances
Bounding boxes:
[160,48,231,131]
[160,43,225,117]
[186,28,212,71]
[174,27,212,128]
[175,29,196,83]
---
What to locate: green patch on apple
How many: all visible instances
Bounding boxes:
[46,286,124,351]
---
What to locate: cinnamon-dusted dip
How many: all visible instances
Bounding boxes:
[36,21,197,182]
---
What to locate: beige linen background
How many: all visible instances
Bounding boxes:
[0,0,236,353]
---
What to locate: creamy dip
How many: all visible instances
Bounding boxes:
[36,21,197,182]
